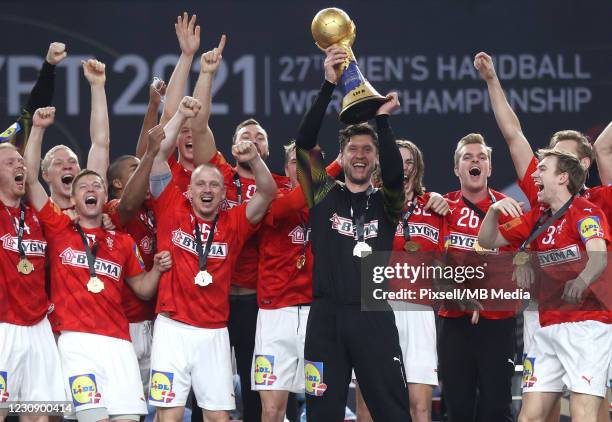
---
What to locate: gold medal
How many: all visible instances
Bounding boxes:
[17,258,34,275]
[87,276,104,294]
[404,241,421,252]
[513,251,530,266]
[473,240,492,255]
[296,254,306,269]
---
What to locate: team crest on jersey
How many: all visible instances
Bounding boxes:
[288,226,311,244]
[522,357,537,388]
[396,222,439,243]
[140,236,154,254]
[0,371,8,402]
[537,245,581,267]
[578,216,602,242]
[171,229,228,258]
[1,234,46,256]
[59,248,122,280]
[149,370,175,403]
[254,355,277,386]
[329,214,378,240]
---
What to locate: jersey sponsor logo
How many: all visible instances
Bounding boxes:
[537,244,581,267]
[288,225,311,244]
[69,374,101,406]
[395,222,439,243]
[329,214,378,240]
[0,371,8,402]
[59,248,122,281]
[578,216,603,242]
[149,370,175,403]
[304,360,326,396]
[171,229,228,259]
[1,234,46,256]
[447,232,497,254]
[254,355,277,386]
[522,357,537,388]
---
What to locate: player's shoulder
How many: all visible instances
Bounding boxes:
[442,190,460,201]
[489,188,507,201]
[570,196,603,215]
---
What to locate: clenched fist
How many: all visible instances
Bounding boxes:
[147,125,166,155]
[154,250,173,272]
[82,59,106,86]
[474,52,497,82]
[177,96,202,118]
[46,42,67,65]
[232,140,259,163]
[33,107,56,128]
[376,92,400,116]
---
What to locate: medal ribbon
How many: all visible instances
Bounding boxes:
[76,225,99,278]
[519,196,574,251]
[461,189,497,220]
[5,203,27,260]
[349,186,374,244]
[194,213,220,272]
[233,172,242,205]
[402,198,418,241]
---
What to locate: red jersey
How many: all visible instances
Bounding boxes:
[441,189,516,319]
[499,196,612,326]
[520,156,612,215]
[37,200,145,341]
[152,182,259,328]
[209,152,289,289]
[169,157,192,196]
[105,199,156,323]
[0,202,49,325]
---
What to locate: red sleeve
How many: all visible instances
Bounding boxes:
[228,202,261,239]
[325,160,342,179]
[209,152,235,188]
[104,199,126,231]
[576,210,611,245]
[498,210,537,248]
[152,181,183,219]
[123,235,146,278]
[36,199,72,234]
[517,156,539,208]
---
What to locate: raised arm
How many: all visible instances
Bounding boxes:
[151,97,201,180]
[116,125,165,226]
[82,59,110,182]
[135,80,165,159]
[232,141,277,224]
[24,108,54,211]
[478,198,524,249]
[475,52,534,179]
[594,121,612,185]
[192,35,226,166]
[160,12,200,126]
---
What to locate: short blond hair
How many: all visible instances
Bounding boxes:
[548,130,594,163]
[453,133,492,166]
[41,145,78,173]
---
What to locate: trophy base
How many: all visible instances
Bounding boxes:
[339,96,388,125]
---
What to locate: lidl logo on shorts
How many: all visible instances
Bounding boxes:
[304,361,327,396]
[69,374,101,406]
[578,216,602,242]
[149,370,175,403]
[254,355,277,386]
[0,371,9,402]
[522,357,537,388]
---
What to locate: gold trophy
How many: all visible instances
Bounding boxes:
[311,8,387,124]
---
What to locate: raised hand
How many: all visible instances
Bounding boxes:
[491,197,524,218]
[200,34,227,75]
[232,140,259,163]
[82,59,106,86]
[33,107,56,128]
[324,47,348,84]
[46,42,67,65]
[150,78,166,106]
[376,92,401,116]
[147,124,166,155]
[177,96,202,118]
[474,52,497,82]
[175,12,200,56]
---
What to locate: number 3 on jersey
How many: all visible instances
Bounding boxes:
[541,225,556,245]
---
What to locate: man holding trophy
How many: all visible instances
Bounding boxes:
[294,8,411,421]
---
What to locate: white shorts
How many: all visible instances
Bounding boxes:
[392,302,438,386]
[251,306,309,393]
[522,306,541,359]
[129,320,153,394]
[58,331,147,416]
[522,320,612,397]
[149,315,235,411]
[0,317,65,403]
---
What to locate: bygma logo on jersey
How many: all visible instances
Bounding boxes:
[149,370,175,403]
[304,361,327,396]
[0,371,9,402]
[69,374,101,406]
[578,216,602,242]
[254,355,277,386]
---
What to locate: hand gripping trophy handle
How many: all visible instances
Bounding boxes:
[311,8,387,124]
